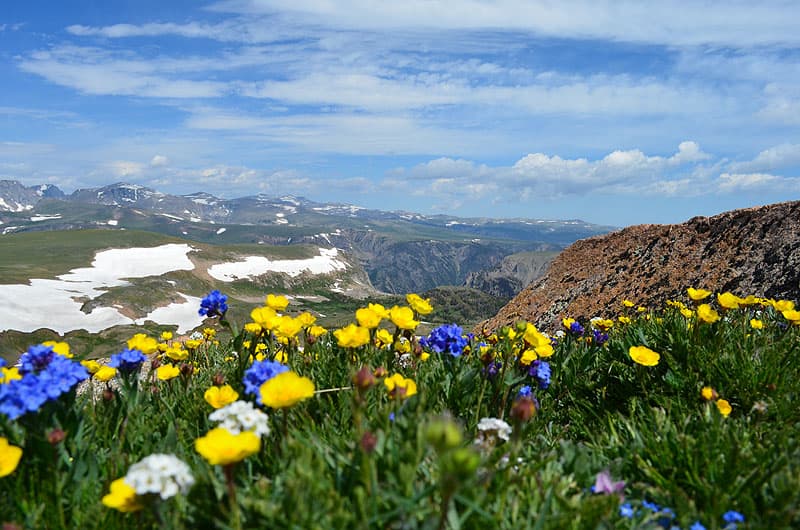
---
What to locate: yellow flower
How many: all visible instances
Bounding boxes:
[334,323,371,348]
[244,322,263,335]
[101,478,142,512]
[782,309,800,325]
[296,312,316,328]
[265,294,289,312]
[592,318,614,331]
[260,371,315,408]
[0,437,22,477]
[42,340,71,358]
[394,338,411,354]
[204,385,239,409]
[700,386,717,401]
[716,399,732,417]
[160,331,173,341]
[202,328,216,340]
[355,307,383,328]
[686,287,712,301]
[629,345,660,366]
[717,292,742,310]
[275,315,303,339]
[740,295,761,306]
[535,343,554,358]
[680,307,694,318]
[184,339,202,350]
[390,306,419,330]
[251,306,281,330]
[375,328,393,347]
[156,364,180,381]
[0,367,22,384]
[195,427,261,466]
[618,316,631,325]
[697,304,720,324]
[637,306,647,313]
[406,293,433,315]
[750,319,764,329]
[368,303,390,319]
[773,299,795,312]
[308,325,327,338]
[164,346,189,362]
[384,373,417,400]
[523,323,550,348]
[94,366,117,382]
[520,349,538,366]
[621,300,635,308]
[127,333,158,355]
[562,317,576,330]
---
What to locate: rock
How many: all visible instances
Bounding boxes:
[479,201,800,332]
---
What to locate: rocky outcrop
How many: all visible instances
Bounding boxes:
[465,251,558,299]
[480,201,800,332]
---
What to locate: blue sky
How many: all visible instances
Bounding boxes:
[1,1,799,226]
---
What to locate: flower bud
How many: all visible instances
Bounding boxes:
[212,372,226,387]
[180,363,194,377]
[510,396,538,423]
[373,366,387,379]
[360,431,378,453]
[424,416,463,452]
[352,366,376,391]
[47,428,66,445]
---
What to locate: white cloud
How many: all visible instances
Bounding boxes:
[729,143,800,172]
[107,161,145,178]
[716,172,788,191]
[150,155,170,167]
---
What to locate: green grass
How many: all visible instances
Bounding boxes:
[1,292,798,529]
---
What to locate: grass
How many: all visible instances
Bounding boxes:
[0,291,798,529]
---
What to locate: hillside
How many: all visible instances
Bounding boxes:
[481,200,800,332]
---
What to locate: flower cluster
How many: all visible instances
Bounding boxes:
[208,400,270,437]
[475,417,512,447]
[199,289,228,318]
[420,323,469,357]
[529,359,551,389]
[103,454,194,511]
[0,345,88,420]
[109,348,147,373]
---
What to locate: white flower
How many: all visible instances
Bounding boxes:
[476,417,513,442]
[209,400,270,437]
[398,353,413,369]
[124,453,194,500]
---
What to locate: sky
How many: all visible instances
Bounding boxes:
[1,0,799,227]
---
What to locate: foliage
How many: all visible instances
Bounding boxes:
[0,290,799,529]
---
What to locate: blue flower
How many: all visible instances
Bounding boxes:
[109,348,147,373]
[0,353,87,420]
[642,500,661,512]
[18,344,56,374]
[199,290,228,318]
[592,329,609,345]
[723,510,745,529]
[529,360,551,389]
[483,360,502,379]
[518,385,532,398]
[243,360,289,403]
[690,522,706,530]
[619,503,634,518]
[0,358,6,368]
[420,324,468,357]
[569,321,585,335]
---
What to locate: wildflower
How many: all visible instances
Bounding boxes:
[109,348,147,373]
[127,334,158,355]
[94,366,117,382]
[420,323,468,357]
[510,394,538,423]
[773,299,795,312]
[619,503,635,518]
[244,322,262,335]
[782,309,800,324]
[124,454,194,500]
[275,315,303,340]
[160,331,173,341]
[0,437,22,477]
[0,366,21,384]
[529,360,551,389]
[156,364,180,381]
[592,469,625,498]
[202,328,216,340]
[375,328,393,347]
[680,307,695,318]
[629,345,660,366]
[591,318,614,331]
[209,400,270,437]
[406,293,433,315]
[476,417,512,443]
[390,306,419,330]
[242,360,288,402]
[520,349,538,365]
[334,323,371,348]
[750,319,764,329]
[308,325,327,338]
[697,304,720,323]
[618,316,631,324]
[41,340,71,358]
[591,329,609,345]
[195,427,260,466]
[18,344,56,373]
[264,293,289,311]
[723,510,745,528]
[690,522,707,530]
[356,307,383,328]
[384,373,417,400]
[716,399,732,417]
[622,300,635,308]
[204,385,239,409]
[102,478,143,512]
[701,386,718,401]
[717,292,742,310]
[687,287,712,301]
[482,360,502,379]
[80,360,101,374]
[199,290,228,318]
[259,371,315,408]
[164,346,189,362]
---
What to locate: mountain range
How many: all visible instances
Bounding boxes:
[0,180,615,295]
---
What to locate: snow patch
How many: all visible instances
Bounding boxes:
[208,248,347,281]
[107,220,118,226]
[216,227,226,235]
[30,214,62,222]
[135,293,204,334]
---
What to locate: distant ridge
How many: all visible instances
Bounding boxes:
[480,200,800,332]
